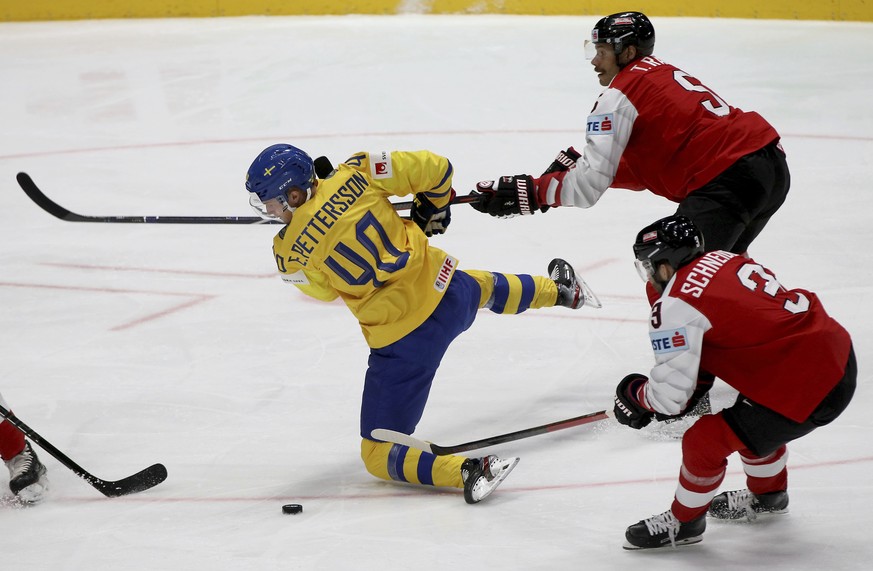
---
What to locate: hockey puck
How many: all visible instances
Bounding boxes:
[282,503,303,515]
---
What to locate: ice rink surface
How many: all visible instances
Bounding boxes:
[1,14,872,570]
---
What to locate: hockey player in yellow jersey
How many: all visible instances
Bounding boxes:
[245,144,601,503]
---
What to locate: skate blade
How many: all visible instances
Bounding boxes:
[622,535,703,550]
[580,277,602,309]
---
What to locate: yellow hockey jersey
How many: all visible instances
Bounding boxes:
[272,150,458,348]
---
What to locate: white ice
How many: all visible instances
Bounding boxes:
[1,14,872,570]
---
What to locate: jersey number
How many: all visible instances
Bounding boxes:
[325,211,408,288]
[737,263,809,314]
[673,71,730,117]
[650,301,663,329]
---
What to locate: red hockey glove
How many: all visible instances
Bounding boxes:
[532,146,581,208]
[542,146,581,174]
[471,147,580,217]
[470,175,546,218]
[614,373,654,430]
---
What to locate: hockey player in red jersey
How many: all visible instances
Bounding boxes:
[471,11,789,258]
[613,216,855,549]
[472,11,791,419]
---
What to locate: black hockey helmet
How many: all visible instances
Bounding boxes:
[633,215,704,280]
[591,11,655,57]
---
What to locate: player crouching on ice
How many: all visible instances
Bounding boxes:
[245,144,601,504]
[612,215,855,549]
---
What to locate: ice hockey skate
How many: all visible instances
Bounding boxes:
[548,258,602,309]
[624,510,705,550]
[461,455,519,504]
[708,489,789,521]
[6,441,49,503]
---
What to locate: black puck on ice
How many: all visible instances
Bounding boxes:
[282,503,303,515]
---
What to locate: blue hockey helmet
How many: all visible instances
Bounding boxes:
[633,215,704,281]
[591,12,655,58]
[245,144,315,203]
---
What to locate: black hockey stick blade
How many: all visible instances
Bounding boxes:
[0,403,167,497]
[16,172,483,224]
[371,409,614,455]
[85,463,168,498]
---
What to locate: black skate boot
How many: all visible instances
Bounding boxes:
[548,258,601,309]
[460,455,519,504]
[6,441,49,503]
[624,510,706,550]
[708,489,788,521]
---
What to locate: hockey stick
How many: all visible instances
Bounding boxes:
[16,172,275,225]
[371,409,614,455]
[0,403,167,497]
[15,172,483,224]
[389,193,483,211]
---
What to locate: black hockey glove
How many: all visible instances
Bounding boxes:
[614,373,654,430]
[542,146,581,174]
[410,190,453,237]
[654,371,715,422]
[314,156,335,179]
[470,175,546,218]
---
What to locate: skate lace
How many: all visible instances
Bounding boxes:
[725,489,756,521]
[6,446,35,479]
[643,511,681,548]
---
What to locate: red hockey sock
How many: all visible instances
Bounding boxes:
[0,418,26,461]
[740,445,788,494]
[671,413,745,522]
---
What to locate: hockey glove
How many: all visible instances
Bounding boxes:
[470,175,546,218]
[542,146,581,174]
[654,371,715,422]
[410,190,453,237]
[614,373,654,430]
[314,156,335,179]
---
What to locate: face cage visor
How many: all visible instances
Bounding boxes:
[634,257,656,283]
[248,179,314,221]
[584,31,635,60]
[249,192,293,222]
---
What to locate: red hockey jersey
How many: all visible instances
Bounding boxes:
[552,56,779,207]
[643,251,851,423]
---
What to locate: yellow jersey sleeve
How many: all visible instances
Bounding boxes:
[343,150,454,208]
[271,150,458,348]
